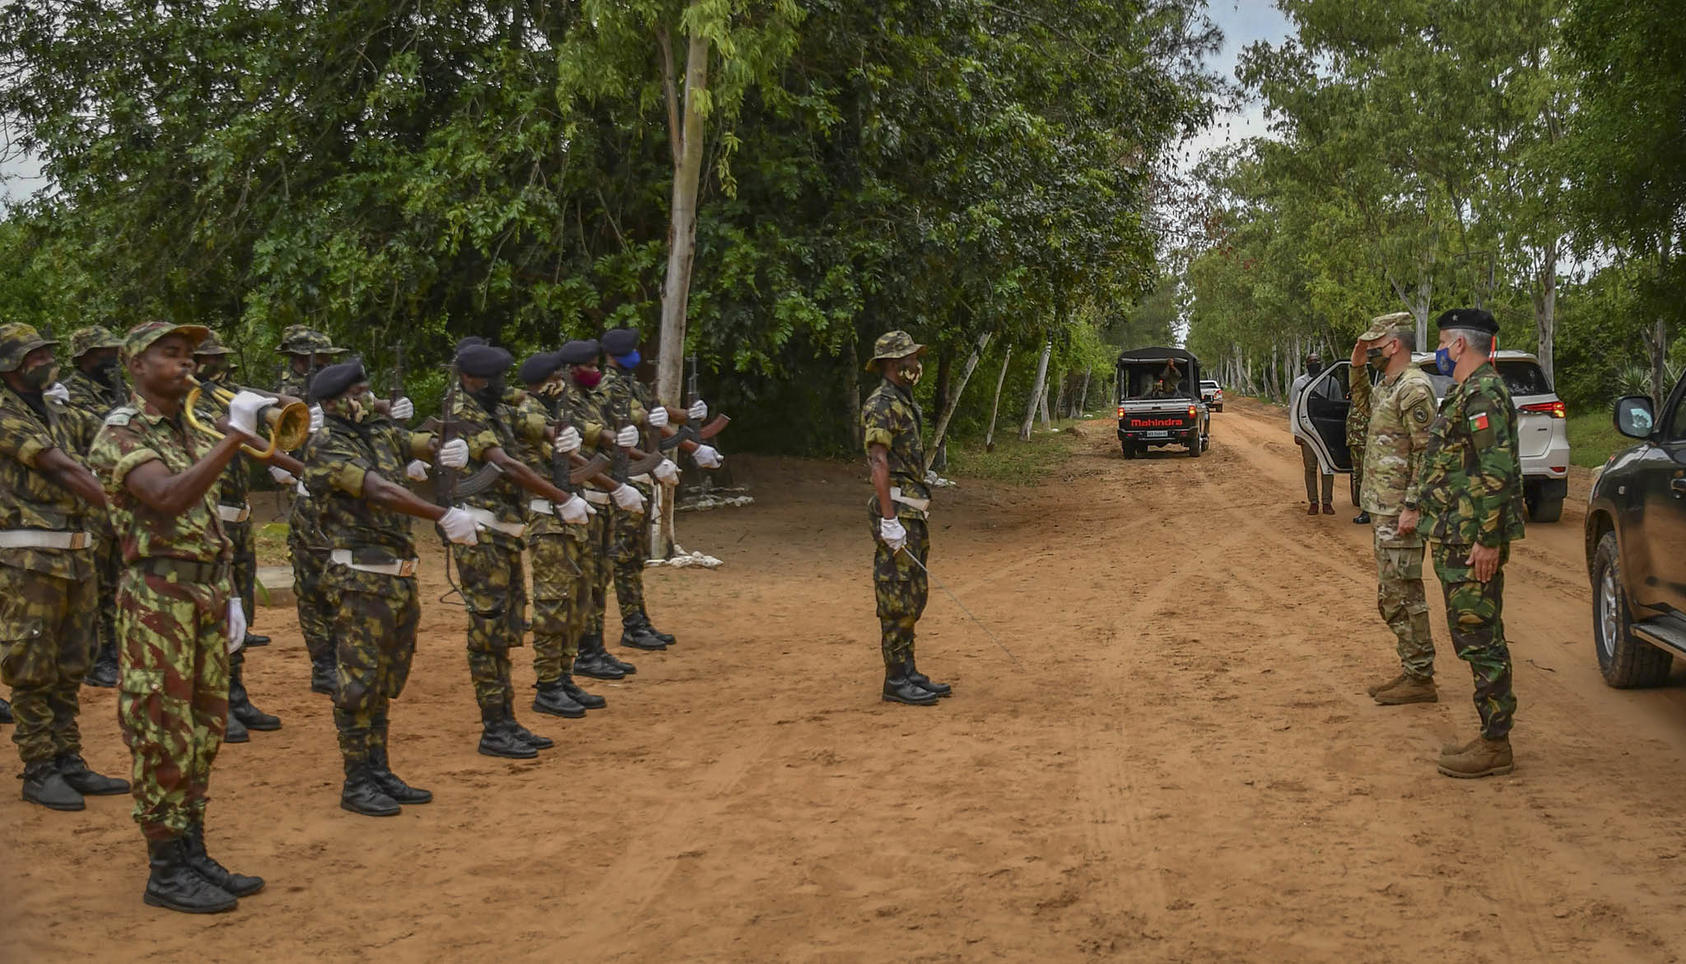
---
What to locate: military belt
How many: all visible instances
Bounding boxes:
[216,503,252,523]
[889,486,931,515]
[580,488,611,506]
[138,557,227,584]
[629,473,652,486]
[329,548,419,578]
[460,506,525,538]
[0,529,92,550]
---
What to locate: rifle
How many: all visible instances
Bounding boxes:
[658,354,730,451]
[387,343,408,423]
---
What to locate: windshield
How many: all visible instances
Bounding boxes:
[1201,381,1219,389]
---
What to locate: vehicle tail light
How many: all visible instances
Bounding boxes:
[1520,400,1566,419]
[1550,466,1567,474]
[1117,406,1126,418]
[1187,405,1198,418]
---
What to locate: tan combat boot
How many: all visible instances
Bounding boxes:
[1437,737,1513,778]
[1366,673,1406,697]
[1372,675,1437,705]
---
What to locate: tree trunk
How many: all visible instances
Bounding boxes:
[1076,369,1091,415]
[655,25,710,406]
[1532,236,1558,385]
[1038,379,1053,430]
[930,349,952,471]
[1054,370,1070,420]
[985,346,1012,452]
[1019,340,1051,441]
[927,330,992,472]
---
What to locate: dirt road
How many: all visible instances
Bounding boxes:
[7,398,1686,961]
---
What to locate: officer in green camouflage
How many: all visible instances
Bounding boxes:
[61,325,128,687]
[1346,315,1440,707]
[513,349,605,718]
[89,320,276,913]
[599,327,684,651]
[193,332,281,742]
[0,322,130,811]
[861,330,950,706]
[1418,308,1525,779]
[302,358,478,814]
[273,325,346,695]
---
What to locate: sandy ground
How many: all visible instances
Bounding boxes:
[6,397,1686,961]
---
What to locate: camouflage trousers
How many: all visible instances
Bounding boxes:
[609,482,653,622]
[870,504,929,671]
[288,495,334,666]
[226,517,257,628]
[583,508,613,637]
[1349,441,1366,509]
[455,539,527,714]
[93,517,122,660]
[530,529,593,683]
[325,568,419,763]
[115,567,230,841]
[0,562,97,765]
[1431,542,1517,740]
[1373,516,1434,679]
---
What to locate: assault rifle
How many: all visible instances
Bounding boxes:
[658,354,730,451]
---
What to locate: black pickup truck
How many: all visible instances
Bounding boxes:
[1585,369,1686,686]
[1115,347,1211,459]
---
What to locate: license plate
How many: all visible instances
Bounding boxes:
[1146,431,1168,438]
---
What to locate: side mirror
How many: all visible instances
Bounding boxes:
[1614,395,1656,439]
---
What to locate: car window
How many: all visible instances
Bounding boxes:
[1670,384,1686,442]
[1497,360,1553,397]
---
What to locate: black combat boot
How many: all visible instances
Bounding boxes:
[573,633,626,681]
[369,746,432,805]
[0,695,11,724]
[630,611,676,646]
[533,679,586,719]
[561,674,606,710]
[229,658,281,731]
[340,759,401,817]
[309,657,336,696]
[21,759,85,811]
[56,753,130,795]
[1353,511,1371,525]
[143,837,237,914]
[242,632,270,648]
[184,822,265,897]
[223,709,249,744]
[882,669,940,707]
[477,707,537,759]
[84,642,119,688]
[904,659,952,698]
[619,618,667,651]
[592,633,637,675]
[505,697,554,749]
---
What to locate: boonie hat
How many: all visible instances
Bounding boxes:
[66,325,122,361]
[123,321,209,362]
[866,330,925,370]
[0,323,59,373]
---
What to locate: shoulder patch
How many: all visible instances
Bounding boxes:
[1412,406,1431,425]
[104,406,138,426]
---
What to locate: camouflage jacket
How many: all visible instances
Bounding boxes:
[1417,362,1526,547]
[507,390,571,539]
[1347,366,1374,454]
[601,364,665,486]
[558,379,613,493]
[861,377,930,517]
[1359,366,1436,519]
[446,383,525,545]
[88,393,232,568]
[303,414,429,561]
[61,369,126,453]
[0,384,97,579]
[194,377,249,509]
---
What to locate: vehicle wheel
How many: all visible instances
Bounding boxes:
[1188,438,1202,458]
[1529,496,1563,523]
[1215,404,1223,413]
[1121,442,1136,460]
[1592,531,1672,687]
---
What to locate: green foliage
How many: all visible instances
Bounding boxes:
[944,419,1081,485]
[1566,411,1630,469]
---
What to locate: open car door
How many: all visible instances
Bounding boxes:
[1294,360,1353,474]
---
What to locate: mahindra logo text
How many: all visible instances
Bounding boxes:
[1128,418,1186,428]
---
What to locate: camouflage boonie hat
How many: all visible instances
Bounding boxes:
[866,330,925,370]
[123,320,210,361]
[276,324,347,356]
[1360,311,1414,343]
[194,330,234,355]
[66,325,122,361]
[0,323,58,372]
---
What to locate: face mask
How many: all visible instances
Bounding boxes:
[1306,361,1323,376]
[614,350,640,369]
[1434,345,1457,376]
[93,357,125,386]
[345,393,370,423]
[473,375,506,409]
[572,368,602,390]
[21,361,59,392]
[901,362,923,386]
[535,380,565,397]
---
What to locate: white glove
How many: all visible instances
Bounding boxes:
[611,484,646,513]
[226,599,247,653]
[226,390,271,438]
[554,425,582,455]
[405,459,430,481]
[268,465,296,485]
[437,507,480,545]
[615,425,639,448]
[879,516,908,552]
[693,444,723,469]
[437,438,470,469]
[557,494,592,524]
[44,382,70,404]
[647,406,669,429]
[294,480,309,498]
[688,399,708,422]
[389,396,414,420]
[653,458,680,485]
[308,404,324,434]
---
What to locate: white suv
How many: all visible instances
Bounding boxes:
[1413,350,1571,522]
[1200,379,1224,412]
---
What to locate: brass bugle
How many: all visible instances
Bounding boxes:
[183,375,313,459]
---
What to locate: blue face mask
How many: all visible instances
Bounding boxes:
[614,350,640,368]
[1434,346,1456,376]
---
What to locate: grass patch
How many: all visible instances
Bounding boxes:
[1567,410,1631,468]
[942,418,1086,485]
[254,521,291,568]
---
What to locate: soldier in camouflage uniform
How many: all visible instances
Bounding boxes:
[1345,316,1440,707]
[192,333,282,743]
[862,330,950,706]
[60,325,130,688]
[0,323,130,811]
[513,348,603,718]
[1417,308,1525,779]
[301,358,478,814]
[88,320,276,913]
[274,325,346,695]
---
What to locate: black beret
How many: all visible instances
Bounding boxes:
[454,335,488,354]
[456,344,513,378]
[600,327,640,357]
[518,350,563,385]
[556,339,600,365]
[1434,308,1499,336]
[310,358,367,402]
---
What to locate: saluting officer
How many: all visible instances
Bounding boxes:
[861,330,950,706]
[0,322,129,811]
[60,325,129,688]
[1417,308,1525,779]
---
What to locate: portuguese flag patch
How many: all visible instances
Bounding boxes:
[1468,412,1490,432]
